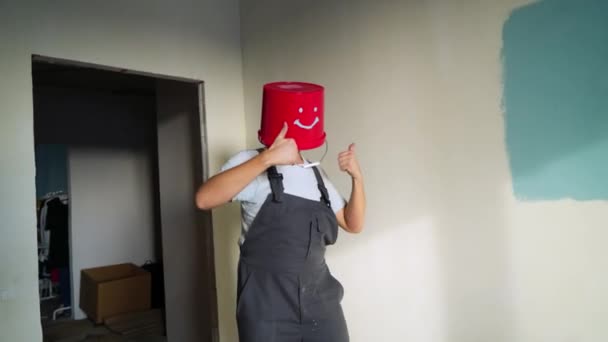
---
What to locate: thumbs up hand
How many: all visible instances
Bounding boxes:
[265,123,301,166]
[338,143,363,181]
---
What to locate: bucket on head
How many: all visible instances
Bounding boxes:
[259,81,326,150]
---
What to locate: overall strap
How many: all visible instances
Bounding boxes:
[311,166,331,207]
[266,166,284,202]
[258,148,285,202]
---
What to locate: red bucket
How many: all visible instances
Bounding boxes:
[259,82,326,150]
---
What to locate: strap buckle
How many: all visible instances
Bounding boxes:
[268,173,283,180]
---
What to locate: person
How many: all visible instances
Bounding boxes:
[195,83,366,342]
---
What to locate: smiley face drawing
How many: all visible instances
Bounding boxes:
[259,82,327,150]
[293,105,320,130]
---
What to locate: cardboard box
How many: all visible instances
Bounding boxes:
[80,263,151,324]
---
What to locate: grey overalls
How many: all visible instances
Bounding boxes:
[236,165,349,342]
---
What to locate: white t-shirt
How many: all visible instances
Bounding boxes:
[220,149,346,245]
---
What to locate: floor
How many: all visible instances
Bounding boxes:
[40,297,71,323]
[42,309,166,342]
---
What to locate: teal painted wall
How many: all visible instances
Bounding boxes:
[502,0,608,200]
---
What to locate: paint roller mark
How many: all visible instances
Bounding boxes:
[502,0,608,201]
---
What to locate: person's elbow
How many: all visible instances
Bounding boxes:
[195,189,214,210]
[195,195,209,210]
[346,222,364,234]
[337,208,364,234]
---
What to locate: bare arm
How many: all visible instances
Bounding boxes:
[195,123,301,210]
[336,144,366,233]
[195,152,270,210]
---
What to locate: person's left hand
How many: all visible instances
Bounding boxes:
[338,143,363,181]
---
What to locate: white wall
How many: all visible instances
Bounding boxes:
[0,1,245,341]
[240,0,608,341]
[69,147,156,319]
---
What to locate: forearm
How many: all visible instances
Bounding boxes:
[195,152,271,210]
[344,177,366,233]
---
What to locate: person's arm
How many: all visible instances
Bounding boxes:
[336,143,366,233]
[195,153,269,210]
[195,123,300,210]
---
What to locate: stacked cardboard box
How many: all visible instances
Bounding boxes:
[80,263,151,324]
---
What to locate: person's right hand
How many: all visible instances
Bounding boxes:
[264,123,300,166]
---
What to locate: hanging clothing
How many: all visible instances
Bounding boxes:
[46,198,69,269]
[236,165,349,342]
[38,199,51,263]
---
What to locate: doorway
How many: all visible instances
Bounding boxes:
[32,55,218,342]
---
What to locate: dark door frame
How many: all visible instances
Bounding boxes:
[31,54,219,342]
